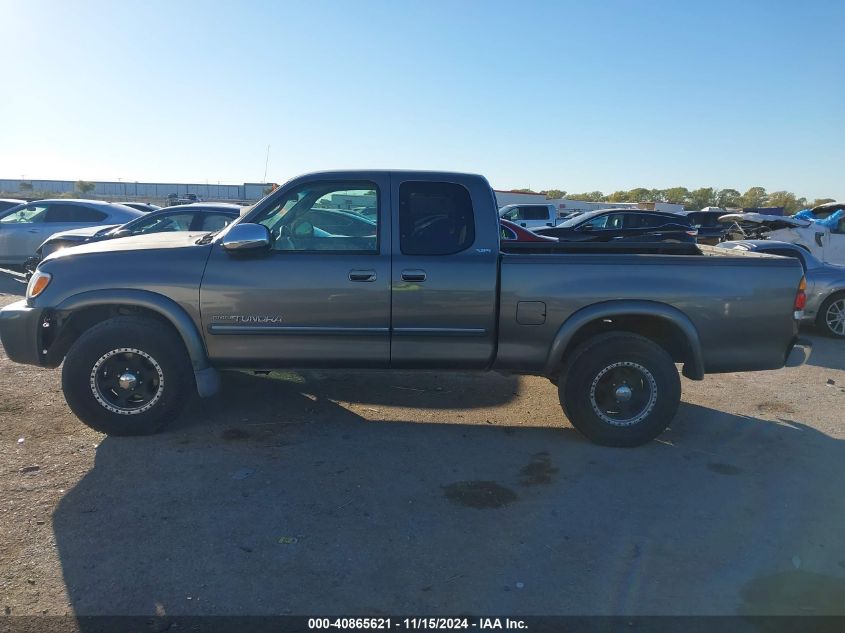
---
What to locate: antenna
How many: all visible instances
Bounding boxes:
[263,145,271,183]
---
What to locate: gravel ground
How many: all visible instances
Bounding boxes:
[1,278,844,617]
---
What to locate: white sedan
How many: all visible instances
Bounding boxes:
[0,199,143,266]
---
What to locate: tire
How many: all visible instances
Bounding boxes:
[62,316,193,435]
[559,332,681,447]
[817,293,845,338]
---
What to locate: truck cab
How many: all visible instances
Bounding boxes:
[201,171,500,370]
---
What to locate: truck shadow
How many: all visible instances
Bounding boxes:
[52,373,845,618]
[178,367,522,415]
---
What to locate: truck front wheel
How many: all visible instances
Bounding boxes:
[559,332,681,447]
[62,316,193,435]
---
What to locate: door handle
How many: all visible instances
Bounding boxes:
[401,269,426,282]
[349,269,377,282]
[28,229,40,234]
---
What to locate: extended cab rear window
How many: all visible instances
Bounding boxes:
[399,181,474,256]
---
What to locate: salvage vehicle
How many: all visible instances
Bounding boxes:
[718,240,845,338]
[534,208,698,243]
[719,212,845,265]
[680,209,730,245]
[0,171,810,447]
[23,203,241,274]
[499,203,563,229]
[798,201,845,221]
[0,200,142,266]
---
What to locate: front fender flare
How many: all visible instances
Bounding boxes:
[52,289,219,397]
[544,300,705,380]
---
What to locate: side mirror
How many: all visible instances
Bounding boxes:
[221,223,271,253]
[580,224,594,231]
[112,229,131,238]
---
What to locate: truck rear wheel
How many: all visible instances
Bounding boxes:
[559,332,680,447]
[62,316,192,436]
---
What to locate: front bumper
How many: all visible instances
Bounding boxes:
[0,300,46,366]
[785,337,812,368]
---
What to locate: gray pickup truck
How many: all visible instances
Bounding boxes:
[0,171,811,446]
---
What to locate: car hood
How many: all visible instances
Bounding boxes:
[43,231,210,263]
[45,224,122,241]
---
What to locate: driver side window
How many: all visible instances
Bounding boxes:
[581,214,610,230]
[255,182,379,252]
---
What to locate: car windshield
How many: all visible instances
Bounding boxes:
[0,205,46,223]
[559,211,603,228]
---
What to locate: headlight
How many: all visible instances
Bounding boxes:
[26,271,52,300]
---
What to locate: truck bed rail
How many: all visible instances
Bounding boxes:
[501,241,702,255]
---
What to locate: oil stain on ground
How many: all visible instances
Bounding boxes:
[757,401,797,415]
[443,481,518,509]
[740,570,845,615]
[519,452,559,485]
[707,462,744,476]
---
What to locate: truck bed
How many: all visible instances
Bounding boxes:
[495,244,803,375]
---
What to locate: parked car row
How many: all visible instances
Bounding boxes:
[0,197,240,273]
[499,201,845,266]
[534,209,698,243]
[23,203,241,273]
[0,200,144,266]
[495,204,845,339]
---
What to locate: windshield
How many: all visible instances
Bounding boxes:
[0,204,47,223]
[559,210,602,228]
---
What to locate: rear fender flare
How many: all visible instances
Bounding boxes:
[544,300,705,379]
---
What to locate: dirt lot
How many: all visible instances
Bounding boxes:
[1,276,845,617]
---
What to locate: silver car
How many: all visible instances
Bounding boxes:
[0,199,143,266]
[718,240,845,337]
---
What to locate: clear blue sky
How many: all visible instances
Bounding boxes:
[2,0,843,199]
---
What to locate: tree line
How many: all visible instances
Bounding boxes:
[510,186,835,214]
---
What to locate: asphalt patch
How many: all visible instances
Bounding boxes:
[443,481,518,509]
